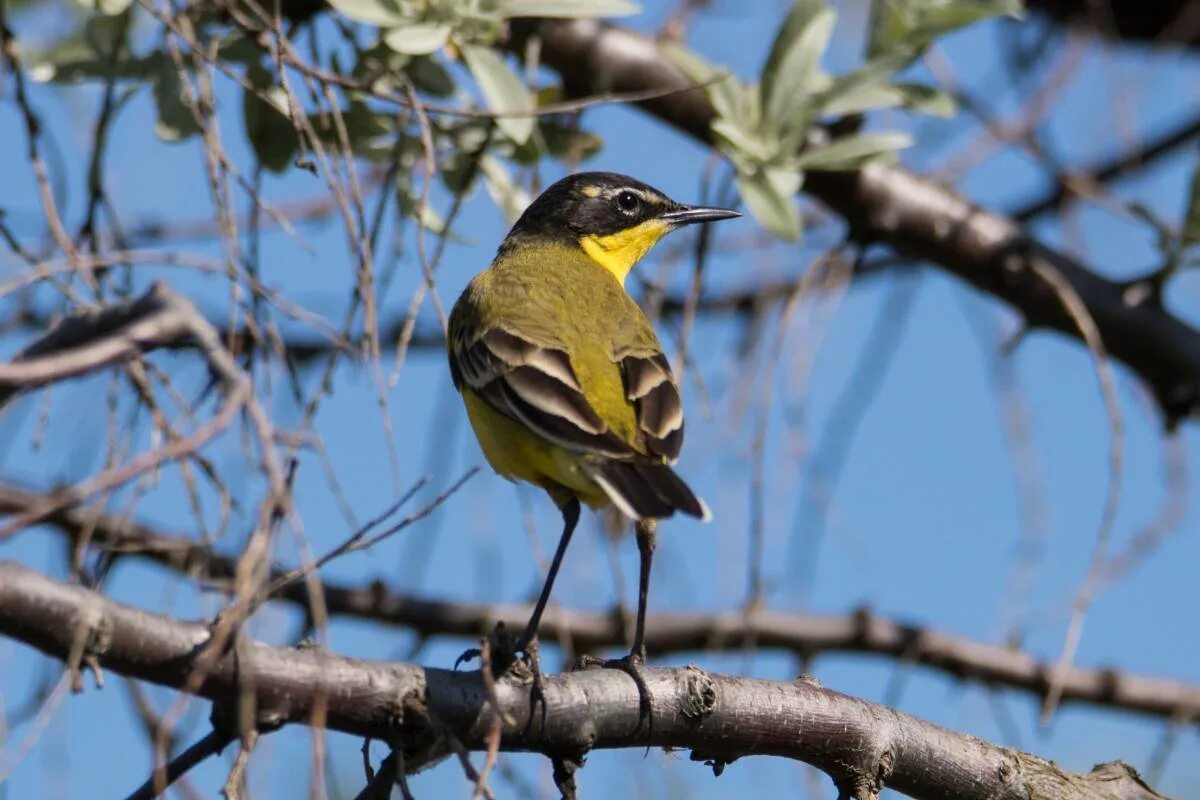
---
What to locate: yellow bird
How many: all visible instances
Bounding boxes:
[448,172,738,701]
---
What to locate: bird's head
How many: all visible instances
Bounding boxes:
[501,172,740,285]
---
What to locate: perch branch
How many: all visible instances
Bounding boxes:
[0,561,1171,800]
[3,489,1198,725]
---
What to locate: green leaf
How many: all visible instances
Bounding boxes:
[306,101,396,161]
[805,53,898,113]
[910,0,1022,42]
[793,131,912,170]
[495,0,640,18]
[450,119,494,153]
[867,0,911,58]
[761,1,828,117]
[343,102,395,143]
[29,53,156,83]
[1184,159,1200,247]
[383,23,451,55]
[761,0,825,91]
[820,83,901,117]
[888,83,955,117]
[762,7,835,133]
[480,155,532,223]
[868,0,1021,58]
[818,71,955,118]
[215,33,266,66]
[768,164,804,197]
[461,45,535,145]
[28,14,141,83]
[152,58,202,142]
[540,120,604,162]
[397,175,448,233]
[73,0,133,15]
[243,64,298,172]
[736,168,803,241]
[326,0,412,26]
[712,119,773,163]
[662,43,746,123]
[407,54,455,96]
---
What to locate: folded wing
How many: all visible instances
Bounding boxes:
[619,351,684,463]
[451,326,632,458]
[450,323,706,521]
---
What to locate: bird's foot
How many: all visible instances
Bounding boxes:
[456,624,549,727]
[593,649,653,736]
[515,636,549,727]
[454,621,519,675]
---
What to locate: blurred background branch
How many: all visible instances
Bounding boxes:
[3,0,1200,797]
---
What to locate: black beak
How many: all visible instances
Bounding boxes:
[659,205,741,226]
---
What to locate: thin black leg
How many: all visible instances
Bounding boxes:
[520,497,581,648]
[517,497,580,729]
[630,518,656,662]
[455,497,581,678]
[598,518,656,737]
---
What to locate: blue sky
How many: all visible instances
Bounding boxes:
[2,1,1200,798]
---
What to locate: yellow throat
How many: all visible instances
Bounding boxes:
[579,219,670,285]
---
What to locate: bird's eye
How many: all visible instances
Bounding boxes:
[615,190,641,214]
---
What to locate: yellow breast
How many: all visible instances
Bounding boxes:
[461,389,610,509]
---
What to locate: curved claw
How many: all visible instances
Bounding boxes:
[454,647,482,670]
[518,637,550,732]
[527,669,549,731]
[602,654,653,738]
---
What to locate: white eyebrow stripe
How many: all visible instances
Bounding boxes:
[606,186,666,205]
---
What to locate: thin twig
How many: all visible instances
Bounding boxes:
[472,638,505,800]
[125,729,233,800]
[1025,258,1125,723]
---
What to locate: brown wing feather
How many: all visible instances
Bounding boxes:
[452,327,632,458]
[620,351,684,462]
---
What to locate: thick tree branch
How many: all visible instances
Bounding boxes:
[508,18,1200,425]
[1026,0,1200,46]
[0,561,1171,800]
[5,483,1199,725]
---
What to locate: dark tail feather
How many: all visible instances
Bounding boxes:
[586,460,711,522]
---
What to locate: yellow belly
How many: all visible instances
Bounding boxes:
[462,389,610,509]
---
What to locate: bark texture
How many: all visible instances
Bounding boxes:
[0,562,1172,800]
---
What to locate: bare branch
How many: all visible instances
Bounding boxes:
[4,486,1198,725]
[0,285,191,406]
[0,264,874,377]
[0,282,272,540]
[125,729,231,800]
[0,561,1172,800]
[1011,111,1200,221]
